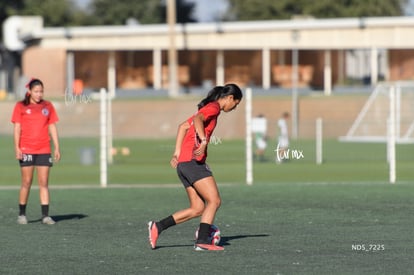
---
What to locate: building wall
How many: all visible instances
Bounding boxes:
[0,95,368,140]
[14,16,414,94]
[22,47,66,97]
[22,46,414,95]
[68,49,328,91]
[389,49,414,80]
[75,51,109,89]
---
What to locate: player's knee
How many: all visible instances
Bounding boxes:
[210,197,221,210]
[21,179,32,189]
[38,181,49,188]
[216,198,222,209]
[193,205,205,217]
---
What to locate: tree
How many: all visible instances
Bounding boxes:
[227,0,409,21]
[88,0,196,25]
[87,0,163,25]
[1,0,87,29]
[0,0,24,41]
[161,0,197,24]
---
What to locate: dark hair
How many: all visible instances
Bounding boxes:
[197,83,243,110]
[22,78,43,106]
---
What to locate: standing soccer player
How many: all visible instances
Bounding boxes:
[148,83,242,251]
[11,78,61,225]
[276,112,289,163]
[253,114,268,162]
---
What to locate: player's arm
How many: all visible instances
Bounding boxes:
[49,123,61,162]
[193,113,207,156]
[13,123,22,160]
[171,120,190,168]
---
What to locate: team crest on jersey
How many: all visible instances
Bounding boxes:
[25,109,31,114]
[42,108,49,116]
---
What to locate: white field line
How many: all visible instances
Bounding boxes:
[0,181,411,191]
[0,183,239,190]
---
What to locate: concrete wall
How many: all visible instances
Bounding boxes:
[0,94,368,140]
[22,47,66,97]
[389,49,414,81]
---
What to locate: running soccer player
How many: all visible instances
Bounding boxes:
[11,78,61,225]
[148,83,242,251]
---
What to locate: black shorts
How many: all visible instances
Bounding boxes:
[177,160,213,188]
[19,154,53,167]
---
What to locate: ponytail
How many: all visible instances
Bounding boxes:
[22,92,31,106]
[197,83,243,110]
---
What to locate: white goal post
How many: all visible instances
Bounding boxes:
[245,87,253,185]
[340,81,414,144]
[340,81,414,183]
[99,88,108,188]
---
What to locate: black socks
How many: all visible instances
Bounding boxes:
[19,204,50,217]
[155,216,212,245]
[157,215,176,233]
[41,204,49,218]
[196,223,211,244]
[19,204,26,216]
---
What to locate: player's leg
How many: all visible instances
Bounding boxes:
[148,161,216,249]
[256,138,267,161]
[148,186,205,249]
[37,165,55,224]
[17,166,34,224]
[193,175,222,247]
[154,186,205,234]
[19,166,34,205]
[37,166,50,205]
[277,137,289,163]
[172,186,205,224]
[193,176,221,225]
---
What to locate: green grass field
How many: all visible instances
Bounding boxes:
[0,137,413,185]
[0,137,413,274]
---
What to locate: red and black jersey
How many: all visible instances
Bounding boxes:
[11,100,59,154]
[178,101,221,163]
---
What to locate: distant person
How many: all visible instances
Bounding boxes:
[148,83,243,251]
[276,112,289,163]
[11,78,61,225]
[253,114,268,162]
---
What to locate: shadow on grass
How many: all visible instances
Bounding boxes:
[155,234,270,250]
[154,244,194,249]
[53,214,88,222]
[28,214,88,223]
[221,234,270,246]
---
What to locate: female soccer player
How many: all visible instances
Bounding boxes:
[11,78,61,225]
[148,83,242,251]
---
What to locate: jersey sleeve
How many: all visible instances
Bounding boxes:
[11,103,22,123]
[47,102,59,124]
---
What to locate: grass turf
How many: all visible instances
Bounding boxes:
[0,137,413,185]
[0,137,413,274]
[0,182,413,274]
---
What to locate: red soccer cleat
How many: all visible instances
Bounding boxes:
[148,221,159,249]
[194,243,225,251]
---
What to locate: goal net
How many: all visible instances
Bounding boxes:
[340,81,414,144]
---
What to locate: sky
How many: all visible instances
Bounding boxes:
[189,0,229,22]
[73,0,229,22]
[74,0,414,19]
[406,0,414,15]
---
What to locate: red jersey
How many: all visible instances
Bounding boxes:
[11,100,59,154]
[178,101,221,163]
